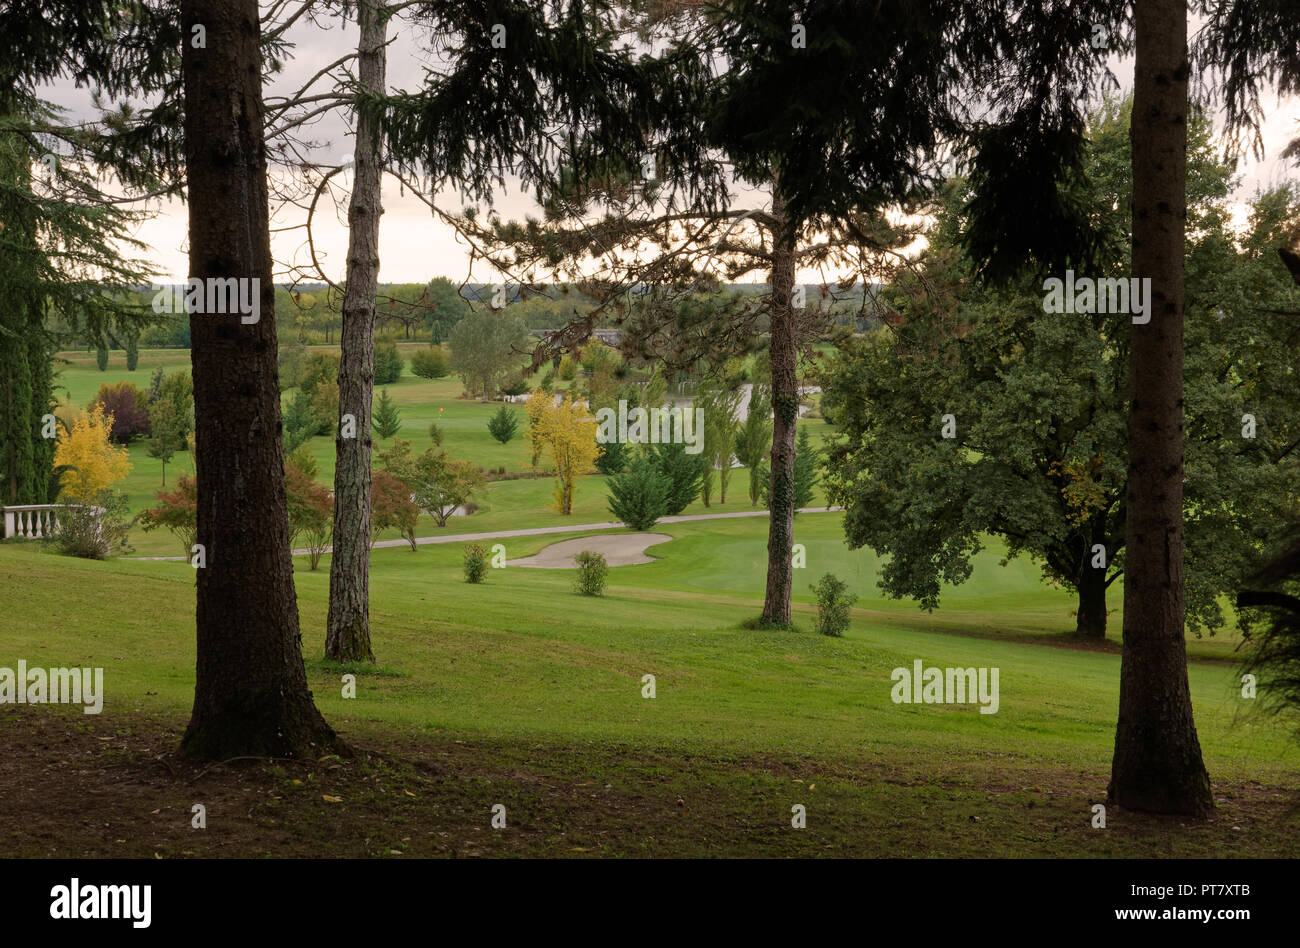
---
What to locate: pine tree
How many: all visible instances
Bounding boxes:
[607,457,669,531]
[487,405,520,444]
[1,89,153,505]
[791,427,819,512]
[1107,0,1211,817]
[649,439,706,517]
[281,391,317,456]
[371,388,403,440]
[178,0,340,759]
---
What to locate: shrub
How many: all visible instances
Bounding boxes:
[374,341,404,384]
[125,335,139,371]
[811,572,857,637]
[52,489,134,560]
[487,405,520,444]
[95,347,108,371]
[607,457,669,531]
[287,443,318,478]
[500,375,530,397]
[594,438,628,475]
[574,550,608,596]
[463,544,489,583]
[300,352,341,402]
[427,421,444,445]
[557,354,577,380]
[410,346,449,379]
[90,382,152,443]
[309,382,339,436]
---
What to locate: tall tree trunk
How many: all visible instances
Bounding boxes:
[325,0,387,663]
[761,183,798,626]
[1108,0,1211,815]
[1076,566,1107,638]
[179,0,341,759]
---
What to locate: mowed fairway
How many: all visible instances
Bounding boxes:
[54,347,835,557]
[2,512,1296,858]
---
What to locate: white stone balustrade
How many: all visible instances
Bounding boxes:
[1,504,103,540]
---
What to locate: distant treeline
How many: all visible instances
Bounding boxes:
[50,279,879,350]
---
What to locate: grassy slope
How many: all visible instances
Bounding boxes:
[17,349,1294,857]
[3,518,1295,857]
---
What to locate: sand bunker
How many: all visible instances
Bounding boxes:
[507,533,673,568]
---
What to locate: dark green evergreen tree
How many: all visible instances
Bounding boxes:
[607,456,669,531]
[487,405,520,444]
[371,388,403,440]
[648,440,706,516]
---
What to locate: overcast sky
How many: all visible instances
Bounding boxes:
[40,10,1300,286]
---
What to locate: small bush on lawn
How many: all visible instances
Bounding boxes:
[51,490,135,559]
[811,572,857,637]
[487,405,520,444]
[463,544,489,583]
[574,550,607,596]
[410,346,449,379]
[428,422,444,445]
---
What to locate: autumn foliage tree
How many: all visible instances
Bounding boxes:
[53,405,131,504]
[285,461,333,570]
[138,473,198,556]
[525,390,599,514]
[370,468,420,551]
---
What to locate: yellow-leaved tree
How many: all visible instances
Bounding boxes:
[54,405,131,504]
[524,390,598,514]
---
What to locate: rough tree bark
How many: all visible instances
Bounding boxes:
[179,0,342,759]
[761,182,799,626]
[325,0,386,663]
[1076,566,1108,638]
[1108,0,1212,815]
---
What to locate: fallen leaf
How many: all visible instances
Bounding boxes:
[322,795,342,804]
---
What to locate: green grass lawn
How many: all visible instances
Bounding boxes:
[2,510,1295,857]
[19,347,1295,858]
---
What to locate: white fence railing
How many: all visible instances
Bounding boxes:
[1,504,103,540]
